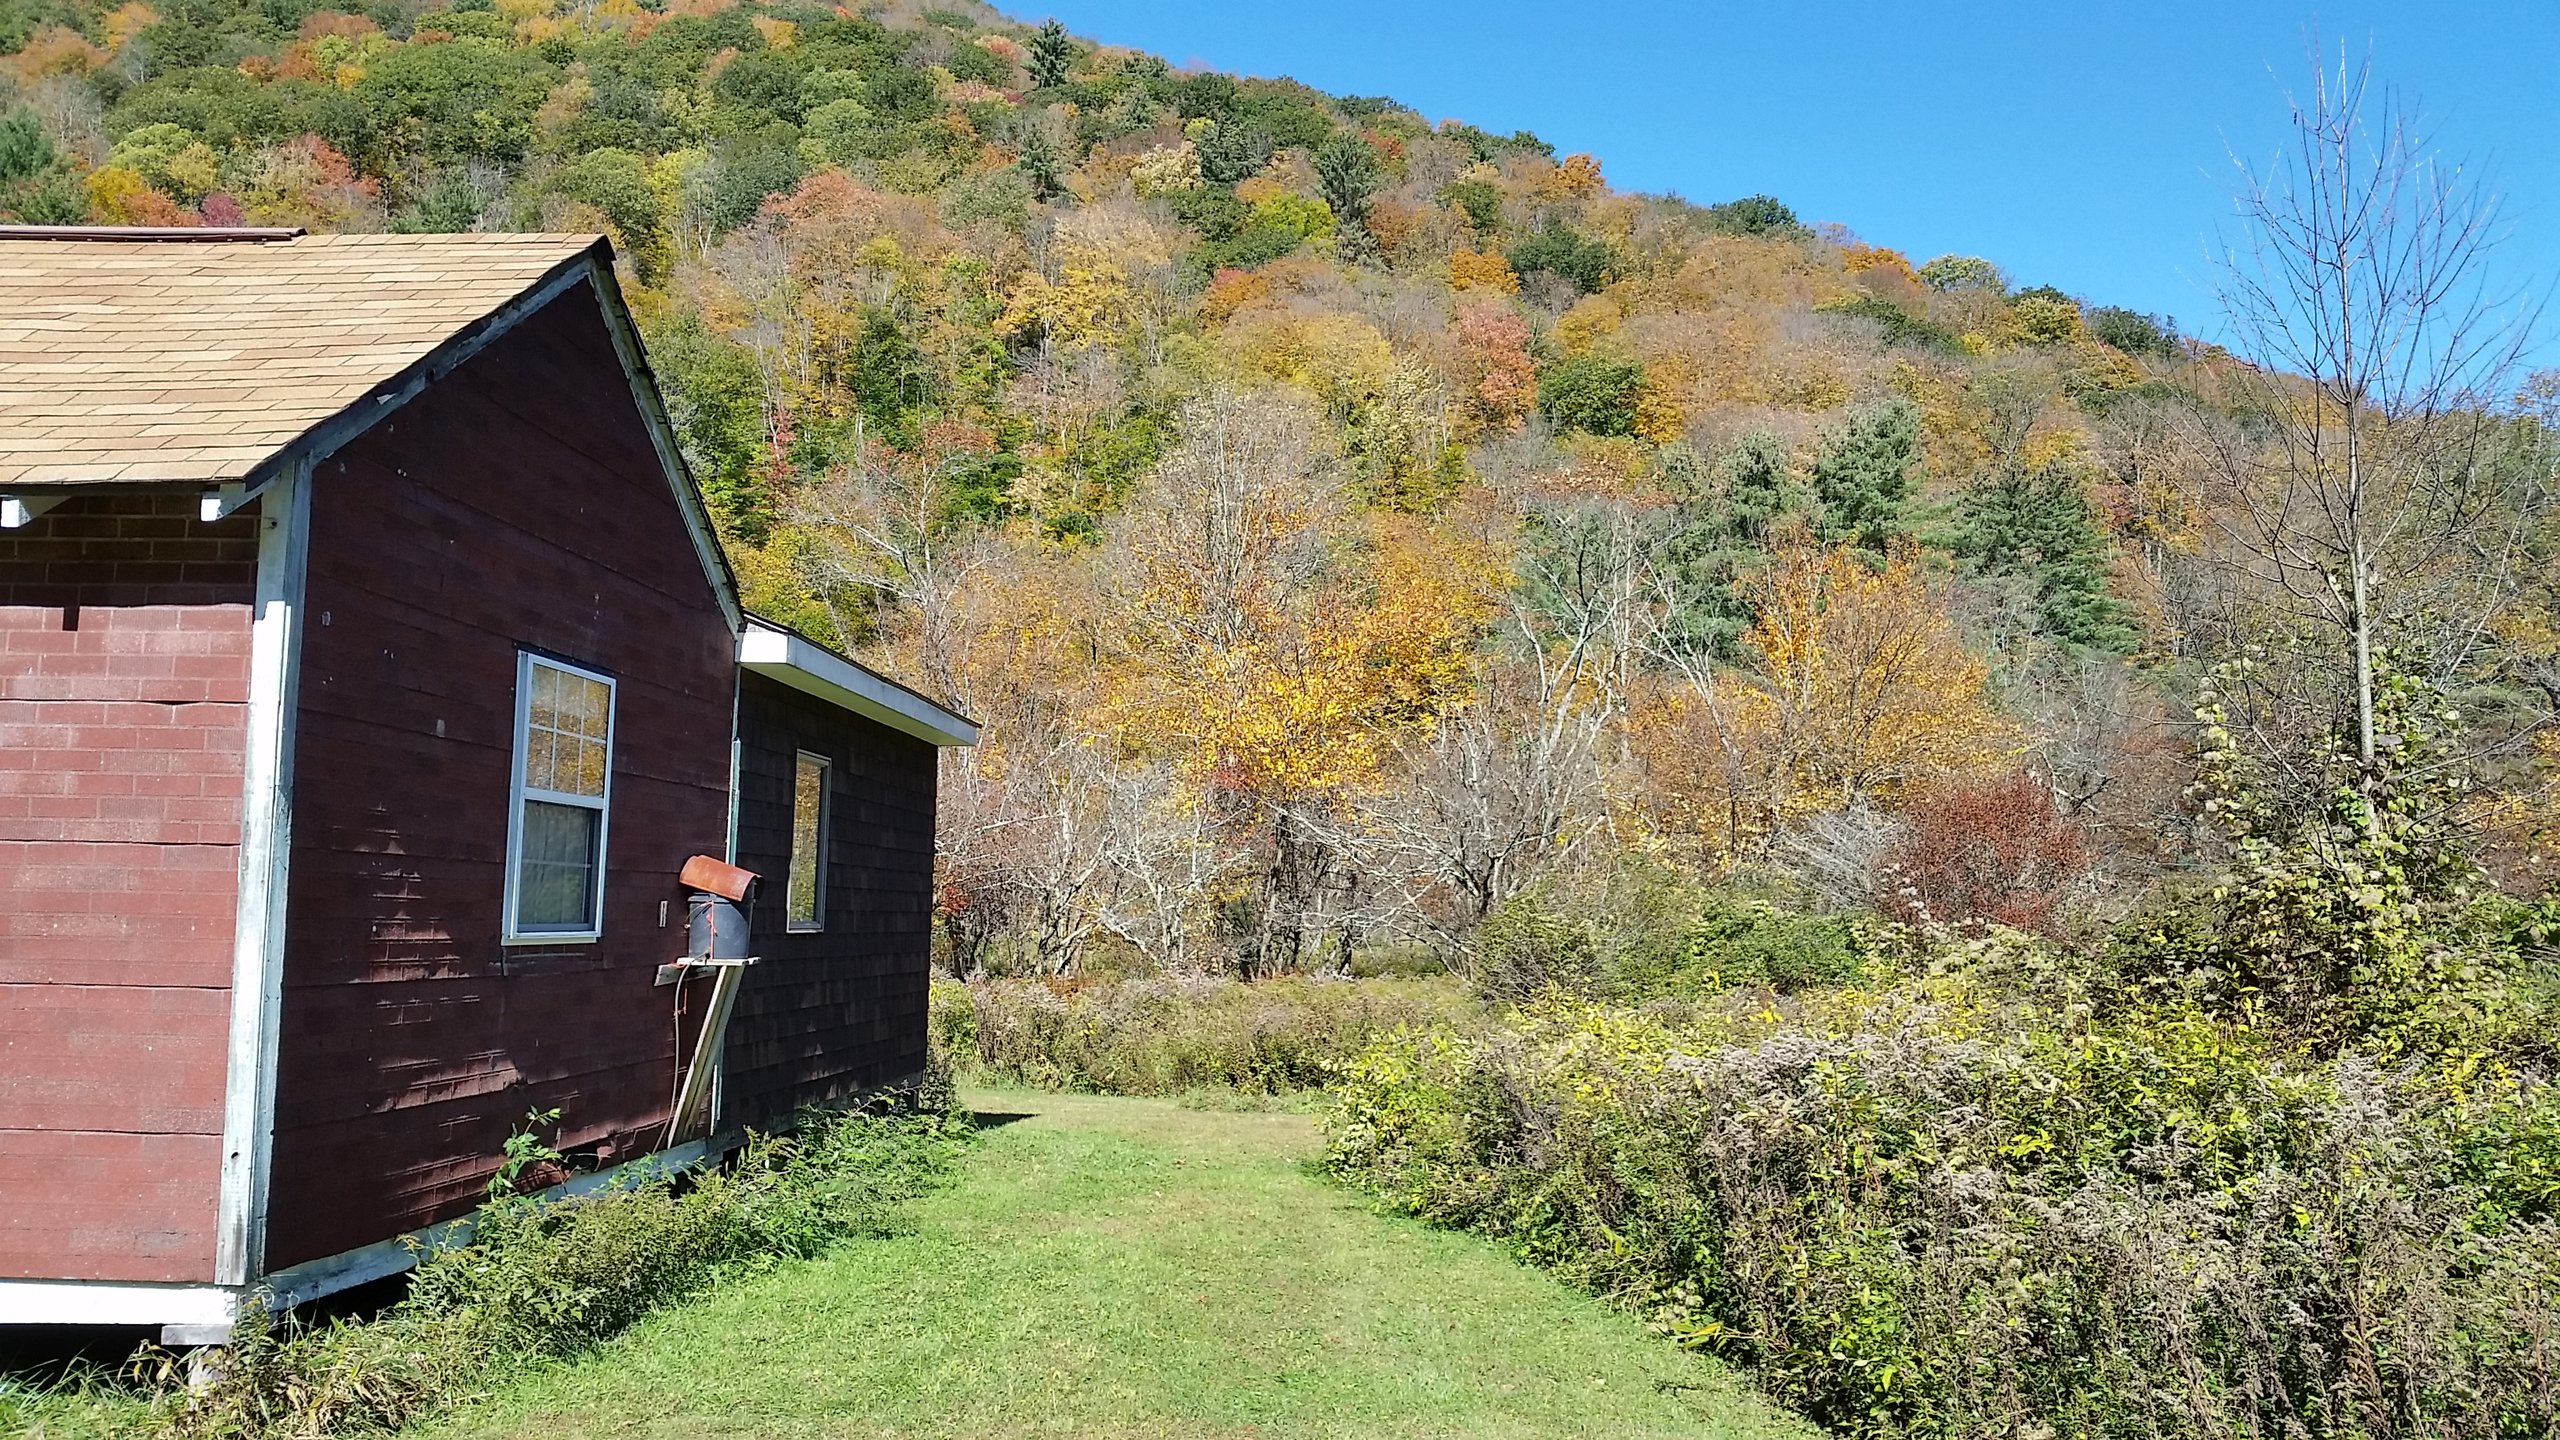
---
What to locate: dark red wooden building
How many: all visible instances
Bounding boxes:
[0,227,974,1340]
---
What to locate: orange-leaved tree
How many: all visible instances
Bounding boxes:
[1452,302,1537,431]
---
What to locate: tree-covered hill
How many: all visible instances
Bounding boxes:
[5,0,2557,977]
[11,15,2560,1436]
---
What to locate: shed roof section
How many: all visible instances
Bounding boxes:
[0,231,604,489]
[739,616,980,748]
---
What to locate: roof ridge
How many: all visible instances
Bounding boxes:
[0,225,308,243]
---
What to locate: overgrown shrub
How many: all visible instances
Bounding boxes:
[1535,353,1644,436]
[1323,944,2560,1440]
[1473,864,1871,1003]
[949,974,1481,1095]
[1879,769,2088,934]
[142,1108,972,1439]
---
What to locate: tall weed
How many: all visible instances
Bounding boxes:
[142,1108,972,1439]
[1322,943,2560,1440]
[948,974,1482,1095]
[0,1368,154,1440]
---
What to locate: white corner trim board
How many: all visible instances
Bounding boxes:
[214,460,311,1290]
[200,481,253,522]
[737,618,979,748]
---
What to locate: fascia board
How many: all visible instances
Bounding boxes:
[738,621,980,748]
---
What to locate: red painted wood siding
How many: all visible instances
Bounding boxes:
[720,673,937,1130]
[263,282,736,1270]
[0,494,255,1283]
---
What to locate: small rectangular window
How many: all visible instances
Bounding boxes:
[787,751,827,932]
[505,653,615,942]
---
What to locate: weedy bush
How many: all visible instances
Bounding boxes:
[1321,933,2560,1440]
[2113,667,2535,1060]
[948,974,1483,1096]
[140,1106,973,1440]
[1474,862,1872,1003]
[1878,769,2089,935]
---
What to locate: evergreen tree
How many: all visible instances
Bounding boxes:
[1810,399,1919,559]
[0,109,49,185]
[1313,133,1380,224]
[1662,431,1796,658]
[1954,460,2137,652]
[0,106,83,224]
[1312,133,1381,262]
[1719,430,1793,538]
[1015,128,1065,200]
[1194,119,1274,186]
[1028,19,1075,88]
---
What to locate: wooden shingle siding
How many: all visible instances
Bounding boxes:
[0,493,254,1283]
[263,284,735,1271]
[722,671,937,1130]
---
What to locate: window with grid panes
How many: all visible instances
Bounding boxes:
[506,653,615,940]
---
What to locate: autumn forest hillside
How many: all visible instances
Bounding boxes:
[4,0,2558,986]
[12,3,2560,1434]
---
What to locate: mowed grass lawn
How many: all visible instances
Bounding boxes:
[430,1089,1814,1440]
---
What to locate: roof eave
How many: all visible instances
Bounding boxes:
[0,479,231,495]
[737,617,980,748]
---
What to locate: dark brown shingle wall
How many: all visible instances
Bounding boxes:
[263,285,735,1270]
[721,671,937,1129]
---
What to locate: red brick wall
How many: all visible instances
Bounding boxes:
[0,494,254,1283]
[264,285,737,1270]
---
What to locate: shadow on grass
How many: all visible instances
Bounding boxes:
[971,1111,1037,1130]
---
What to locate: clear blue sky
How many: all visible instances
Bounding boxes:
[1020,1,2558,355]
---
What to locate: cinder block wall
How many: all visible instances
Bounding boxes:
[0,493,256,1283]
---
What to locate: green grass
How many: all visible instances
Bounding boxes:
[428,1089,1814,1440]
[0,1369,153,1439]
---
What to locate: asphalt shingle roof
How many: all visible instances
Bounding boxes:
[0,230,604,490]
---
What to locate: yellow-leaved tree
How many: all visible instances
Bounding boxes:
[999,206,1176,353]
[1103,388,1501,971]
[1738,539,2019,805]
[1634,533,2018,860]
